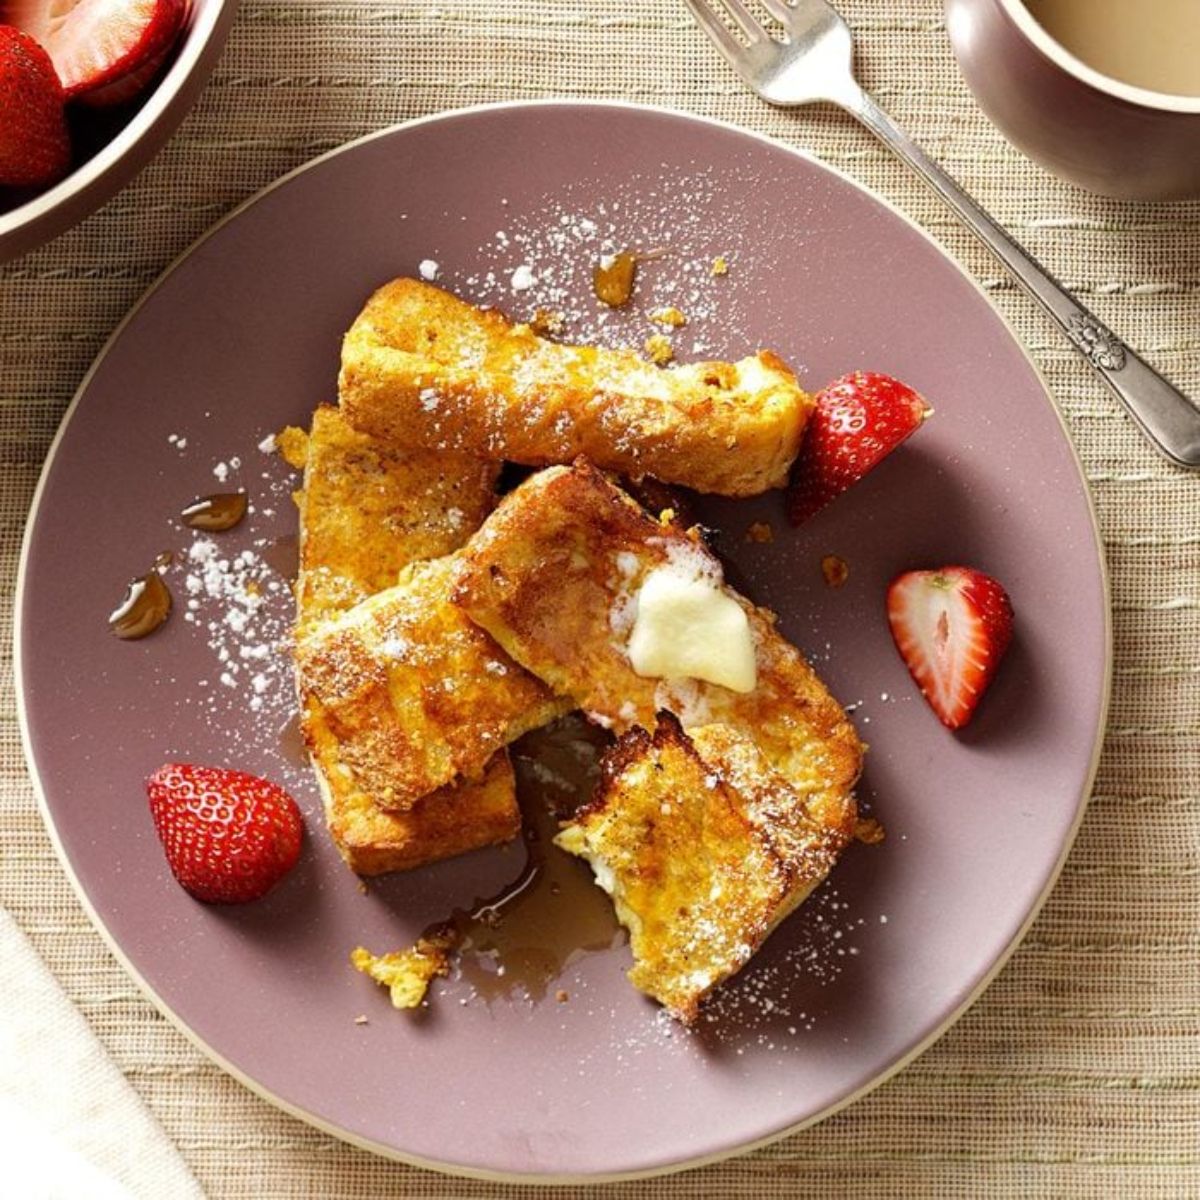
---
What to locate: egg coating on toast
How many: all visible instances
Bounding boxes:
[293,406,528,871]
[295,554,566,813]
[452,459,862,838]
[310,726,520,876]
[556,716,846,1023]
[338,278,811,497]
[296,403,498,632]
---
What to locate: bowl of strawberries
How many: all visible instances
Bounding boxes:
[0,0,238,263]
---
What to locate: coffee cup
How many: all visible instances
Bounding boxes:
[945,0,1200,200]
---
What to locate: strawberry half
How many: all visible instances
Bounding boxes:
[788,371,932,525]
[0,25,69,188]
[2,0,186,100]
[147,763,304,903]
[886,566,1014,730]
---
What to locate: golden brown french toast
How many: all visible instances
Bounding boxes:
[294,554,566,812]
[556,716,846,1022]
[452,459,862,837]
[338,278,811,496]
[296,404,498,631]
[293,406,527,871]
[308,714,520,876]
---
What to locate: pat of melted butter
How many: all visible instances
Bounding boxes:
[627,565,757,693]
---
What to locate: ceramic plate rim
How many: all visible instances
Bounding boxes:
[13,99,1113,1185]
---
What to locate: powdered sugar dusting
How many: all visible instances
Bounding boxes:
[161,443,302,778]
[449,169,766,366]
[145,162,876,1050]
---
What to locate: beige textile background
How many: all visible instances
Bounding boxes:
[2,1,1199,1195]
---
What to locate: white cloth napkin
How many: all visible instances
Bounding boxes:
[0,907,205,1200]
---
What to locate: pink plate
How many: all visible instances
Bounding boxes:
[16,102,1110,1182]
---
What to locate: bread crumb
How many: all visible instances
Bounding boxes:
[351,934,453,1009]
[745,522,773,544]
[650,306,688,329]
[556,989,570,1003]
[275,426,309,470]
[854,817,885,845]
[645,334,674,366]
[357,879,369,895]
[711,256,729,277]
[821,554,849,588]
[354,1015,369,1025]
[530,307,566,336]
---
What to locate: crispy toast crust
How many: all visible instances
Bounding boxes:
[293,406,524,870]
[557,715,844,1022]
[338,278,811,496]
[295,555,565,812]
[452,459,862,839]
[296,404,497,632]
[308,718,520,875]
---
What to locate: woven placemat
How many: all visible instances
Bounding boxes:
[3,2,1199,1195]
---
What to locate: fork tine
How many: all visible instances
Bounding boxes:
[683,0,748,66]
[711,0,767,44]
[758,0,794,23]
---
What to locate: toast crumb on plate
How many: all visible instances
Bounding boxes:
[351,931,455,1008]
[643,333,675,366]
[650,306,688,328]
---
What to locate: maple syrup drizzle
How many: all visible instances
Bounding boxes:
[180,492,248,532]
[108,557,173,640]
[593,251,638,308]
[424,716,621,1003]
[591,246,669,309]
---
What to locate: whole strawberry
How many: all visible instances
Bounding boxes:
[788,371,932,525]
[0,25,69,188]
[147,763,303,903]
[887,566,1014,730]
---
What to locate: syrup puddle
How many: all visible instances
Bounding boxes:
[427,715,622,1003]
[108,552,174,639]
[181,491,248,532]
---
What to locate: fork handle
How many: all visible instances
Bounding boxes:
[838,85,1200,469]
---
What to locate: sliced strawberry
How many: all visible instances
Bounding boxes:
[147,763,304,903]
[788,371,932,525]
[0,25,69,188]
[886,567,1014,730]
[2,0,186,100]
[74,36,172,107]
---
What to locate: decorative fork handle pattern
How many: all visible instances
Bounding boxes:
[843,86,1200,469]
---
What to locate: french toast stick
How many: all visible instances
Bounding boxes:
[452,459,862,838]
[296,403,498,632]
[556,716,846,1022]
[293,407,526,871]
[295,554,567,812]
[338,278,812,496]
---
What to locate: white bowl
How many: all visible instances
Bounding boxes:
[0,0,240,263]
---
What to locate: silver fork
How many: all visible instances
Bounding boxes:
[685,0,1200,468]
